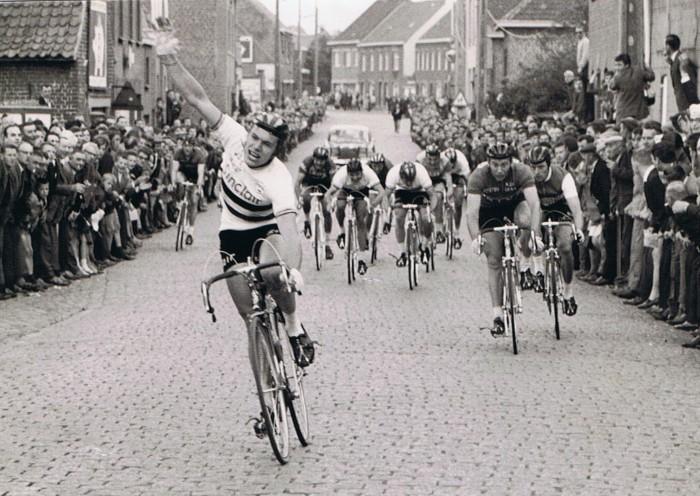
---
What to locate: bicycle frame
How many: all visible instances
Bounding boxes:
[541,219,574,339]
[301,185,328,271]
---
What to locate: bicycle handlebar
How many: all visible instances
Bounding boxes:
[201,260,299,323]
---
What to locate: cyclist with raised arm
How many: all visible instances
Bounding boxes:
[295,146,335,260]
[366,153,395,234]
[383,161,436,267]
[324,158,385,275]
[172,136,206,244]
[527,146,585,315]
[466,143,542,336]
[416,143,453,244]
[151,17,314,368]
[443,147,471,249]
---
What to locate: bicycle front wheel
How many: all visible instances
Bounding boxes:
[445,209,454,260]
[370,210,380,264]
[551,259,561,340]
[281,332,310,446]
[313,214,322,271]
[346,221,355,285]
[248,317,290,464]
[504,264,519,355]
[175,203,185,251]
[407,224,418,290]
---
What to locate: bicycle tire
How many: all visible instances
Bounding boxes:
[347,220,354,285]
[407,224,416,290]
[370,210,380,264]
[504,265,519,355]
[446,208,454,260]
[314,214,322,271]
[248,317,290,464]
[551,260,561,340]
[175,203,185,252]
[281,335,310,446]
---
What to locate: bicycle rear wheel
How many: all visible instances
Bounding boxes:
[407,224,417,290]
[551,260,561,340]
[248,317,290,464]
[313,214,322,271]
[346,220,355,285]
[446,209,454,260]
[370,210,380,264]
[175,202,186,251]
[504,265,519,355]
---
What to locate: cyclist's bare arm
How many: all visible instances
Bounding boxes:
[197,162,205,187]
[160,55,221,126]
[369,184,385,207]
[565,195,585,232]
[383,186,396,205]
[323,185,339,208]
[294,170,306,198]
[466,193,481,240]
[276,212,302,270]
[522,186,541,232]
[444,173,453,198]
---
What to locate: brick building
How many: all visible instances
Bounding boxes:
[0,0,168,127]
[588,0,700,123]
[464,0,585,119]
[169,0,237,118]
[414,11,454,98]
[236,0,295,105]
[328,0,403,96]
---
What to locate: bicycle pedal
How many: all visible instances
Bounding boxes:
[247,417,267,438]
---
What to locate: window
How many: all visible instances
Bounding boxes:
[378,52,383,71]
[370,54,375,71]
[145,56,150,85]
[345,50,351,67]
[437,51,442,71]
[362,54,367,72]
[393,52,399,71]
[354,50,359,67]
[134,0,141,42]
[334,51,340,68]
[660,75,669,123]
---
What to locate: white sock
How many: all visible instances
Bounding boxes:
[533,255,544,275]
[283,312,303,337]
[563,283,573,299]
[520,256,531,272]
[493,307,503,320]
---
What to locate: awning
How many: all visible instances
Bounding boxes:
[112,82,143,110]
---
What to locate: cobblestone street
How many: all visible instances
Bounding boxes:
[1,110,700,496]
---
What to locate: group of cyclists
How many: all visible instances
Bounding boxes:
[296,139,584,336]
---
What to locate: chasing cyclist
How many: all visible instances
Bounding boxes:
[526,146,585,315]
[443,147,471,249]
[383,161,436,267]
[366,153,395,234]
[416,143,453,244]
[152,17,314,369]
[172,136,206,244]
[295,146,335,260]
[324,158,385,275]
[466,143,542,336]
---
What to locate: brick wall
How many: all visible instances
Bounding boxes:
[331,45,360,88]
[588,0,623,73]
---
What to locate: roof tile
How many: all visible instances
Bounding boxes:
[419,10,450,40]
[361,0,444,45]
[333,0,404,43]
[0,0,84,60]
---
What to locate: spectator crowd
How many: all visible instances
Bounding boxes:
[409,35,700,349]
[0,96,321,302]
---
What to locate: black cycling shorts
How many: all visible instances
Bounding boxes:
[302,177,331,190]
[339,187,370,199]
[219,224,280,270]
[394,189,429,206]
[478,195,526,230]
[451,174,466,187]
[431,177,446,187]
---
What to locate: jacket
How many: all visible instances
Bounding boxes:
[610,65,655,122]
[669,51,699,112]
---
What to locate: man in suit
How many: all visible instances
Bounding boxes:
[665,34,699,112]
[610,53,655,123]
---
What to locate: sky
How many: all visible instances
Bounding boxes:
[257,0,377,35]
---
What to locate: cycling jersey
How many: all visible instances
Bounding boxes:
[300,156,334,186]
[536,165,577,217]
[331,164,380,192]
[212,114,296,231]
[416,151,451,183]
[467,161,535,229]
[443,150,470,185]
[367,160,393,188]
[385,162,432,191]
[174,146,207,183]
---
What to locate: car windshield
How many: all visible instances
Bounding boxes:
[328,128,368,143]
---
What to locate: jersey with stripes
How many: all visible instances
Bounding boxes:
[213,114,296,231]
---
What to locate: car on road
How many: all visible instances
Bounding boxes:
[325,125,375,166]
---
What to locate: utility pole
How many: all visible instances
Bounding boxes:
[274,0,281,106]
[313,0,319,95]
[297,0,302,99]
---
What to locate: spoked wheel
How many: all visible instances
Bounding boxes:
[175,203,186,251]
[313,214,323,271]
[346,221,355,285]
[504,265,519,355]
[407,225,418,290]
[275,314,310,446]
[370,210,381,265]
[445,211,454,260]
[551,260,561,340]
[248,317,290,464]
[430,244,435,272]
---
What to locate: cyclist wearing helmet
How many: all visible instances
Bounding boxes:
[466,142,542,337]
[367,153,395,234]
[383,161,436,267]
[325,158,385,275]
[443,147,471,249]
[416,143,453,244]
[527,145,584,315]
[154,21,314,373]
[295,146,335,260]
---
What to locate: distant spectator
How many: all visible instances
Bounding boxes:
[576,27,590,89]
[609,53,655,123]
[664,34,699,112]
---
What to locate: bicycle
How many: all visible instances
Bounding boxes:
[175,181,196,252]
[338,192,369,285]
[541,218,575,340]
[367,190,383,265]
[444,199,456,260]
[200,255,310,465]
[300,185,328,271]
[394,202,425,290]
[479,219,523,355]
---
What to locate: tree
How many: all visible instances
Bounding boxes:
[304,32,331,95]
